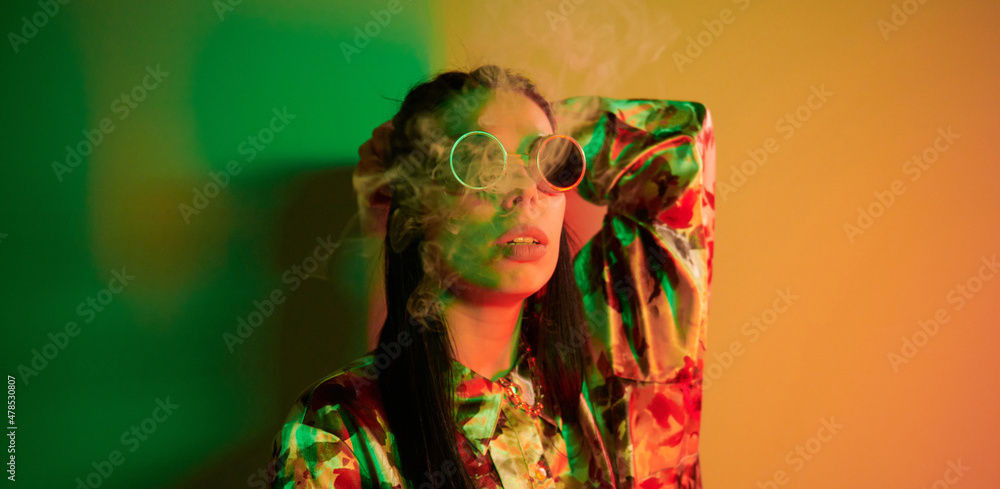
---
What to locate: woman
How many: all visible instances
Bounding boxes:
[269,65,715,489]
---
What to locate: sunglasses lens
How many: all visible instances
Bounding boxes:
[537,136,586,191]
[451,132,505,189]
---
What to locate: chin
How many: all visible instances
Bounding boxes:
[495,277,548,298]
[491,253,559,296]
[443,241,560,300]
[444,264,550,305]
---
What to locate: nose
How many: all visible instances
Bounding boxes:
[499,162,540,212]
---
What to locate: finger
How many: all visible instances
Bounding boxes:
[357,139,379,171]
[371,120,393,158]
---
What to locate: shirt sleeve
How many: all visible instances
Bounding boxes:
[269,399,364,489]
[555,97,714,488]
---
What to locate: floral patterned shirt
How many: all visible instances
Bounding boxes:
[269,97,715,489]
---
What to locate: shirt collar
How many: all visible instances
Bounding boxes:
[451,347,561,455]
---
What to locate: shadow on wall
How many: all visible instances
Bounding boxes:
[171,163,371,489]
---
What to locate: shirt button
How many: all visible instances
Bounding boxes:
[533,466,548,481]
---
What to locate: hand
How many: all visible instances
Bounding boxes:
[356,120,393,181]
[353,120,394,236]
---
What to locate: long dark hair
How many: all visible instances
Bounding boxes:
[376,66,589,489]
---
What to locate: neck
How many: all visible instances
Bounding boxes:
[443,288,525,381]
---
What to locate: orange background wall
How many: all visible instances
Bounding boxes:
[433,0,1000,487]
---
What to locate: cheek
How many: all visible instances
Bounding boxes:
[547,197,567,242]
[467,201,497,222]
[542,197,566,266]
[439,207,504,265]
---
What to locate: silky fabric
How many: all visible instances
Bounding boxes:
[269,97,715,489]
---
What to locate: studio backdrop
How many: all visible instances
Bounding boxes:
[2,1,998,488]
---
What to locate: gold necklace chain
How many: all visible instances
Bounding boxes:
[496,341,544,417]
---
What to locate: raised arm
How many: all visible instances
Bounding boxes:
[556,96,715,380]
[554,96,715,487]
[556,97,714,233]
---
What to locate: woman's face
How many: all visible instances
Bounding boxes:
[424,90,566,303]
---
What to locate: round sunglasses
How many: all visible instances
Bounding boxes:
[448,131,587,192]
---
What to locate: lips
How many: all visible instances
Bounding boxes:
[495,225,549,246]
[495,225,549,262]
